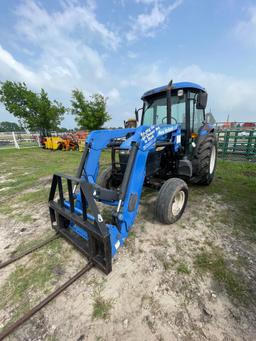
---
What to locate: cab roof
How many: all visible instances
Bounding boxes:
[141,82,206,99]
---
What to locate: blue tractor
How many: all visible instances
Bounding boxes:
[49,81,217,274]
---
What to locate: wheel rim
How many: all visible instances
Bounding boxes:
[171,191,185,216]
[209,145,216,174]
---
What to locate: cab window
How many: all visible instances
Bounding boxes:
[189,92,205,132]
[143,95,186,127]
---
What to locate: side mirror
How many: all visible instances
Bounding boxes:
[205,112,216,124]
[196,92,208,110]
[135,108,139,122]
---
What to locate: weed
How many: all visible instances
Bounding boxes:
[12,232,56,256]
[154,251,176,271]
[18,188,49,204]
[124,230,137,255]
[17,214,33,223]
[102,207,113,223]
[0,148,82,204]
[47,336,59,341]
[92,289,113,320]
[129,230,136,239]
[87,276,101,287]
[194,247,248,300]
[177,262,190,274]
[0,239,65,326]
[202,160,256,239]
[0,204,13,215]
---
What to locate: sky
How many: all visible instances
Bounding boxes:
[0,0,256,128]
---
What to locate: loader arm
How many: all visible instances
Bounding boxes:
[49,124,181,273]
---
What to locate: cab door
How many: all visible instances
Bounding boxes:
[189,91,205,134]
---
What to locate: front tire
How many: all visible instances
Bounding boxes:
[155,178,188,224]
[97,166,113,188]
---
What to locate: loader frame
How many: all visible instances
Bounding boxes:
[49,125,181,274]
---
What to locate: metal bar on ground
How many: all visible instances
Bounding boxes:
[0,262,93,341]
[0,234,60,270]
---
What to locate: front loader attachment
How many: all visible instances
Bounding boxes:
[49,173,112,274]
[48,125,181,274]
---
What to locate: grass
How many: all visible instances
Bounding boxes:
[0,149,80,207]
[177,262,190,274]
[128,230,137,239]
[11,232,57,256]
[140,224,145,232]
[18,188,50,204]
[0,239,65,328]
[92,289,113,320]
[204,160,256,235]
[0,148,112,327]
[194,247,248,301]
[190,159,256,239]
[0,148,111,210]
[154,250,176,271]
[101,207,113,223]
[18,214,33,223]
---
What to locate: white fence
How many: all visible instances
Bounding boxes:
[0,132,41,149]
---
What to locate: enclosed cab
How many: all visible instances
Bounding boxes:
[141,82,209,155]
[122,82,217,185]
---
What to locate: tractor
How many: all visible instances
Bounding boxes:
[49,81,217,274]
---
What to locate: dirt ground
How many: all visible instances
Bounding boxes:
[0,149,256,341]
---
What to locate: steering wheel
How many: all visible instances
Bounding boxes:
[161,116,177,124]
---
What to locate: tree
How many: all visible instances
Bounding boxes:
[0,121,23,132]
[56,127,69,132]
[0,81,66,133]
[71,89,111,130]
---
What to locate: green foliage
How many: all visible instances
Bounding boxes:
[56,126,70,132]
[0,81,66,132]
[0,121,23,132]
[0,239,64,326]
[202,160,256,239]
[92,290,113,320]
[195,248,248,300]
[71,89,111,130]
[177,262,190,274]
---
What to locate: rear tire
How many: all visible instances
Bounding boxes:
[156,178,188,224]
[191,133,217,185]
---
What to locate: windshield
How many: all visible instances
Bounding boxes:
[143,95,186,127]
